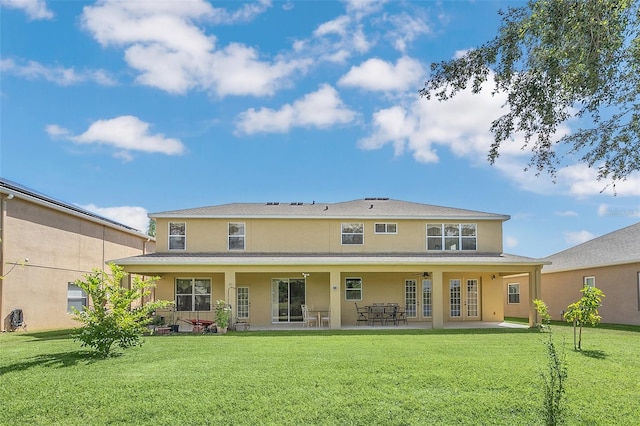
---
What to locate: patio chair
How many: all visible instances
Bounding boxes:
[395,306,408,326]
[354,302,368,325]
[368,305,384,326]
[301,305,317,327]
[8,308,26,332]
[383,304,398,326]
[320,308,330,327]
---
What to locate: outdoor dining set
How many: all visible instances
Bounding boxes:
[354,303,408,326]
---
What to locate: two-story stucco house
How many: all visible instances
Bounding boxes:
[115,198,545,329]
[0,178,154,332]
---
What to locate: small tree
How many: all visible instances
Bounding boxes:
[534,299,552,331]
[72,263,171,357]
[563,286,605,351]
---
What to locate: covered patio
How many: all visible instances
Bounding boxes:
[116,252,546,330]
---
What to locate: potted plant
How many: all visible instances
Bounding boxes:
[214,300,230,334]
[168,307,179,333]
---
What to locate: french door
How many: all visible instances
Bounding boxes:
[236,287,249,320]
[405,279,417,318]
[271,279,305,322]
[449,278,480,320]
[422,279,432,318]
[405,279,433,320]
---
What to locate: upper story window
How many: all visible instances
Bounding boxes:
[228,222,245,251]
[342,223,364,245]
[583,276,596,288]
[426,223,477,251]
[169,222,186,250]
[375,223,397,234]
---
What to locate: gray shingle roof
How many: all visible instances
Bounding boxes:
[150,198,510,220]
[0,177,146,235]
[543,222,640,272]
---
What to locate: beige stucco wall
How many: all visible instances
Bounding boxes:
[150,269,506,328]
[154,218,504,254]
[503,263,640,325]
[1,197,151,331]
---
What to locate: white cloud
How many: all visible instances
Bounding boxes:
[308,2,381,64]
[44,124,70,138]
[555,210,578,217]
[0,0,53,20]
[47,116,186,158]
[504,236,519,249]
[597,203,640,218]
[79,203,149,232]
[597,204,610,217]
[358,70,640,200]
[556,164,640,197]
[358,106,422,159]
[338,56,425,93]
[314,15,351,38]
[235,84,357,134]
[564,230,595,246]
[385,11,431,53]
[80,0,306,96]
[0,58,117,86]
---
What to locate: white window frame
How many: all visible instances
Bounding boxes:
[374,223,397,234]
[228,222,246,251]
[169,222,186,250]
[341,223,364,245]
[175,278,212,312]
[237,287,249,319]
[426,223,477,251]
[67,283,87,313]
[507,283,520,304]
[345,277,363,301]
[583,276,596,288]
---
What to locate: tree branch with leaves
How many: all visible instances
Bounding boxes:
[421,0,640,185]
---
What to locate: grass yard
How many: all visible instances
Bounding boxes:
[1,324,639,425]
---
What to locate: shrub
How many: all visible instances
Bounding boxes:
[71,263,172,357]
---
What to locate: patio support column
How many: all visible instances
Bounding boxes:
[224,270,236,322]
[528,266,542,327]
[431,270,444,329]
[329,268,341,329]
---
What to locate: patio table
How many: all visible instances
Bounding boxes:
[366,305,399,326]
[307,310,327,327]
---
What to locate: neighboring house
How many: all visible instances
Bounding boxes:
[504,222,640,326]
[114,198,545,329]
[0,178,154,331]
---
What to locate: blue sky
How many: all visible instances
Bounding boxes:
[1,0,639,258]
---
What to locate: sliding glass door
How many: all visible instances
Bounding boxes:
[271,278,305,322]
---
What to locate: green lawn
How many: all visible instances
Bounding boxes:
[1,324,638,425]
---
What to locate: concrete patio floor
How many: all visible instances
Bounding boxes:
[240,321,529,332]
